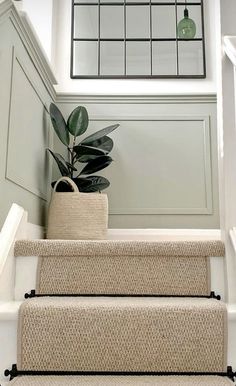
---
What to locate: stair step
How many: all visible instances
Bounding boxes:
[18,297,226,373]
[14,240,225,258]
[10,375,235,385]
[14,240,225,296]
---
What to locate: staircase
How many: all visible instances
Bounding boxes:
[3,238,236,385]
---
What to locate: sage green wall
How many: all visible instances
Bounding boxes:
[56,95,219,229]
[0,8,53,227]
[0,2,219,231]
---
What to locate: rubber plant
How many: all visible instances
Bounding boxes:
[48,103,119,192]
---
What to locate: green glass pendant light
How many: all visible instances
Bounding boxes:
[177,0,196,39]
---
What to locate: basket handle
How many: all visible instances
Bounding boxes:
[53,177,79,192]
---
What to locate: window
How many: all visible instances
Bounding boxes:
[71,0,205,79]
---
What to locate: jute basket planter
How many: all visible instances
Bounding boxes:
[47,177,108,240]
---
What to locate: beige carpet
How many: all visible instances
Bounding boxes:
[10,375,234,385]
[18,297,227,373]
[36,254,210,295]
[14,240,225,258]
[14,240,225,296]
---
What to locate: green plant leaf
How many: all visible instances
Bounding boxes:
[76,155,100,163]
[66,162,77,171]
[81,124,119,145]
[67,106,89,137]
[74,144,105,158]
[47,149,69,176]
[81,135,113,154]
[49,103,70,146]
[72,177,93,191]
[80,176,110,192]
[79,155,113,175]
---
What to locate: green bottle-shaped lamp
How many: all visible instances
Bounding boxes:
[177,8,196,39]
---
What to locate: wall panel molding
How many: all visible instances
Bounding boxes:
[5,47,49,201]
[56,93,217,105]
[88,115,213,215]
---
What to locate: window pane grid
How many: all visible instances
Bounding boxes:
[124,0,127,75]
[71,0,205,78]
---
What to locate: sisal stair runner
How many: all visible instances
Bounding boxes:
[9,375,235,385]
[4,239,235,385]
[15,240,224,296]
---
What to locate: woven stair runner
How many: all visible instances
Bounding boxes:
[18,297,227,373]
[10,375,235,385]
[10,238,232,385]
[14,240,225,296]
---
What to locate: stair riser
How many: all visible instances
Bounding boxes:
[1,315,236,385]
[36,255,210,296]
[14,256,225,300]
[18,298,227,373]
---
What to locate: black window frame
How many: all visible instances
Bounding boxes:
[70,0,206,79]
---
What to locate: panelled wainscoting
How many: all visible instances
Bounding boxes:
[0,1,55,228]
[0,1,218,230]
[56,94,218,229]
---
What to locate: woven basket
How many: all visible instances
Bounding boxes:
[47,177,108,240]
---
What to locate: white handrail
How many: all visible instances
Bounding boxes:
[0,204,27,300]
[224,36,236,67]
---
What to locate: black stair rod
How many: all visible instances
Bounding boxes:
[4,364,236,381]
[24,290,221,300]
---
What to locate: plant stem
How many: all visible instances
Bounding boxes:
[72,136,76,178]
[68,147,73,179]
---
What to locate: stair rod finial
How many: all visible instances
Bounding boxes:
[227,366,236,381]
[4,364,18,380]
[24,289,36,299]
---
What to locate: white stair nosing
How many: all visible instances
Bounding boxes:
[0,301,22,320]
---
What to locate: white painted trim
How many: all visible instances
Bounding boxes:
[0,204,26,278]
[0,204,44,301]
[229,227,236,252]
[26,223,44,239]
[228,304,236,321]
[224,36,236,67]
[19,11,57,85]
[0,301,22,321]
[0,0,57,99]
[107,229,221,240]
[56,93,217,104]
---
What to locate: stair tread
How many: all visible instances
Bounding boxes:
[10,375,234,385]
[14,239,225,257]
[21,296,225,309]
[18,297,226,373]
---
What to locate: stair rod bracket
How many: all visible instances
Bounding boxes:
[227,366,236,381]
[24,290,221,300]
[24,289,36,299]
[210,291,221,300]
[4,364,18,380]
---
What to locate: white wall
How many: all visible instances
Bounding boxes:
[52,0,218,94]
[14,0,218,94]
[20,0,54,61]
[217,0,236,303]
